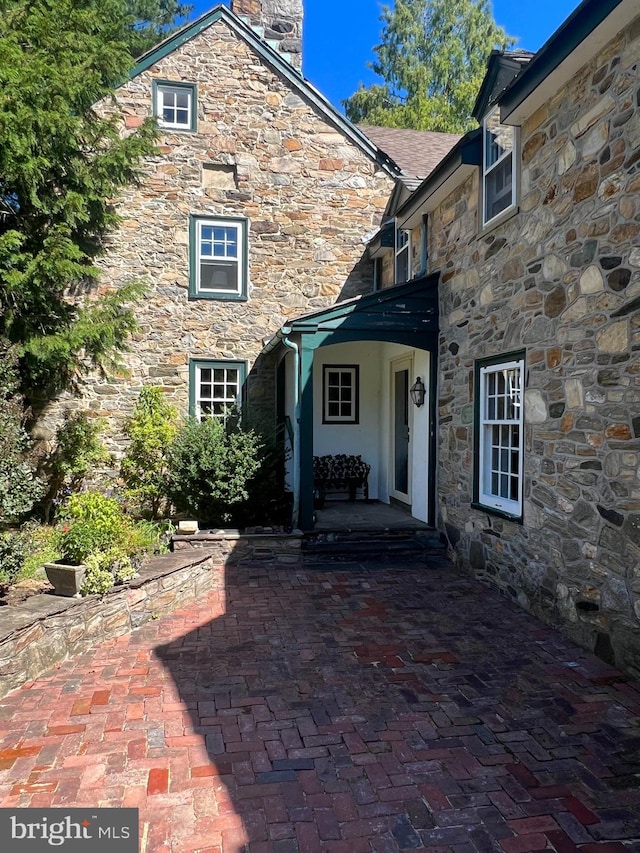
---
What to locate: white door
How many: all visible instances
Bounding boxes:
[390,358,412,504]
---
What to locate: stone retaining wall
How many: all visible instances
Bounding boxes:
[0,532,303,699]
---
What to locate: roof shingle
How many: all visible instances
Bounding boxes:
[358,125,462,180]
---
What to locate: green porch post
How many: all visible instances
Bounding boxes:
[298,341,315,530]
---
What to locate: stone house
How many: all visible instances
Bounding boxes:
[43,0,639,674]
[374,0,639,674]
[42,0,406,448]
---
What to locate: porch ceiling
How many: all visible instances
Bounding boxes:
[285,274,439,349]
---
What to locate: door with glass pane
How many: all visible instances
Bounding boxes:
[391,360,411,503]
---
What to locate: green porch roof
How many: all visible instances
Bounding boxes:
[284,275,439,349]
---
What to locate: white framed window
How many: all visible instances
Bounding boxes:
[189,216,247,300]
[323,365,359,424]
[190,360,246,421]
[395,225,410,284]
[475,355,524,517]
[153,81,196,131]
[483,107,517,228]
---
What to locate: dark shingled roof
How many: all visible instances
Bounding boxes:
[358,125,462,181]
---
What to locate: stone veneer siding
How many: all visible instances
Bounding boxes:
[37,18,393,452]
[433,18,640,675]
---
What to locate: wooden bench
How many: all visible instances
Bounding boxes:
[313,454,371,506]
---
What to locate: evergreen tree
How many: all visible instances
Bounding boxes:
[0,0,158,397]
[125,1,193,57]
[343,0,515,133]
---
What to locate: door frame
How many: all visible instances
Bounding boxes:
[389,355,413,505]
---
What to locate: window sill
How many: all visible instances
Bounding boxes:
[471,501,523,524]
[188,292,248,302]
[480,204,519,236]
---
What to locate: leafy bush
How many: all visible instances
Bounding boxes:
[0,341,45,528]
[81,548,136,595]
[166,415,263,525]
[56,491,132,565]
[120,386,179,518]
[0,522,59,586]
[42,412,111,521]
[54,491,171,594]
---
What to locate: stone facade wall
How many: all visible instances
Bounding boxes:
[38,18,393,452]
[434,18,640,675]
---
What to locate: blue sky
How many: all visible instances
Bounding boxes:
[190,1,582,110]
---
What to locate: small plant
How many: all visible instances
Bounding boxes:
[81,548,136,595]
[56,492,133,565]
[166,413,263,525]
[120,386,179,518]
[42,411,111,521]
[0,522,60,586]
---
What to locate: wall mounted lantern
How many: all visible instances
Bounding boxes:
[410,376,426,407]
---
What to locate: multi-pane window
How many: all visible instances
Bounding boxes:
[483,107,517,227]
[395,226,410,284]
[189,216,247,300]
[153,82,196,131]
[190,360,245,421]
[475,356,524,517]
[323,365,359,424]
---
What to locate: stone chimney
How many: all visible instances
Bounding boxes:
[231,0,303,70]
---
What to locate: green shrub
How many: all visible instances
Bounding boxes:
[56,491,132,564]
[42,412,111,521]
[0,530,30,585]
[166,415,263,525]
[0,522,59,585]
[120,386,179,518]
[0,341,45,527]
[81,547,136,595]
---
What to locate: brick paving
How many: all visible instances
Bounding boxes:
[1,558,640,852]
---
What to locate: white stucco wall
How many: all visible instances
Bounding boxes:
[313,341,382,499]
[310,340,432,522]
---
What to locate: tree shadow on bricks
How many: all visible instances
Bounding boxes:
[154,559,640,853]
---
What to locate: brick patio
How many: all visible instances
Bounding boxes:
[1,557,640,852]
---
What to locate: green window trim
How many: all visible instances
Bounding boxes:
[189,359,247,421]
[473,350,526,522]
[152,79,197,132]
[189,215,249,301]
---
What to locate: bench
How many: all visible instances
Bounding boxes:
[313,454,371,506]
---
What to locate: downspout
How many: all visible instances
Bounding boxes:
[280,331,301,530]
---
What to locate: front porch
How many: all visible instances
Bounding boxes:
[265,275,440,532]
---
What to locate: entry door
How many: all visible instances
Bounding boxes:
[391,360,411,503]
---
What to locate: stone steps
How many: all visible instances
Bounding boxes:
[302,529,448,567]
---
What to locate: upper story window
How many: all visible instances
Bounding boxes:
[189,216,248,301]
[474,354,525,519]
[483,107,517,228]
[395,225,410,284]
[153,80,197,131]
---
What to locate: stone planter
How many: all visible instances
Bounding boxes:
[44,562,86,597]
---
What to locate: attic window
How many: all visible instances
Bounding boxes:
[153,81,197,131]
[482,107,516,228]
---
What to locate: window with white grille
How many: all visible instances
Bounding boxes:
[475,356,524,517]
[191,360,245,421]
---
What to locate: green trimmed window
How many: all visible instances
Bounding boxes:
[474,354,525,518]
[153,80,197,131]
[323,365,359,424]
[189,216,248,300]
[190,360,246,421]
[482,107,517,228]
